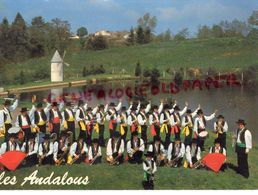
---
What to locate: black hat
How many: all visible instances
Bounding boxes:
[86,107,92,112]
[28,133,36,140]
[131,106,137,111]
[113,131,120,138]
[99,104,104,109]
[217,115,224,119]
[121,106,127,111]
[186,109,192,114]
[140,104,146,110]
[78,134,85,140]
[132,131,138,137]
[52,102,58,107]
[20,107,28,112]
[163,104,170,110]
[92,138,99,144]
[197,109,203,115]
[4,100,11,106]
[174,106,180,111]
[144,151,154,158]
[109,102,115,107]
[60,131,67,138]
[175,137,181,142]
[78,100,84,106]
[8,133,17,138]
[214,138,221,144]
[191,138,198,144]
[66,102,71,107]
[36,102,43,108]
[236,119,246,125]
[152,105,158,110]
[154,136,161,142]
[43,134,50,140]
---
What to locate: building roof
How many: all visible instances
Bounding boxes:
[51,50,63,63]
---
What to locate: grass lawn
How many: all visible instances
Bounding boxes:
[0,126,257,190]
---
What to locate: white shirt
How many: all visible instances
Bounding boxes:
[193,113,216,133]
[160,111,173,125]
[96,111,105,124]
[148,143,166,155]
[15,115,30,127]
[0,141,20,154]
[20,141,39,156]
[181,107,199,127]
[213,121,228,133]
[106,138,124,156]
[53,141,68,161]
[137,111,147,126]
[143,159,157,174]
[117,112,128,125]
[185,145,201,164]
[167,142,185,161]
[38,142,54,156]
[126,138,145,155]
[69,142,88,157]
[88,146,102,160]
[127,113,137,126]
[236,128,252,149]
[209,146,227,156]
[75,107,86,122]
[0,99,18,128]
[149,112,160,125]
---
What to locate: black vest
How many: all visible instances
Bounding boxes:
[49,109,62,122]
[18,114,31,127]
[130,138,140,149]
[172,142,182,156]
[6,141,17,151]
[34,110,47,124]
[25,141,35,153]
[75,142,84,155]
[42,142,50,154]
[237,128,247,144]
[143,159,155,170]
[91,146,99,157]
[111,138,121,153]
[152,143,161,155]
[172,112,181,123]
[185,115,193,125]
[211,146,224,154]
[64,109,74,121]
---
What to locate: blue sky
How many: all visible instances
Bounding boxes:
[0,0,257,35]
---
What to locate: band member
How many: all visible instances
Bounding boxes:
[65,131,74,150]
[88,138,102,165]
[127,105,138,136]
[148,136,166,166]
[75,100,87,142]
[185,138,201,168]
[126,131,145,164]
[15,107,33,140]
[17,130,26,151]
[96,104,107,146]
[0,133,19,154]
[62,102,76,140]
[117,106,129,142]
[49,102,62,138]
[182,106,200,146]
[149,105,161,138]
[193,109,217,151]
[209,138,226,156]
[53,132,68,165]
[67,134,88,165]
[233,119,252,178]
[213,115,228,149]
[160,104,173,149]
[106,131,124,165]
[0,98,19,141]
[142,151,157,190]
[22,133,39,167]
[167,138,185,167]
[38,134,54,165]
[106,101,121,138]
[85,107,94,146]
[171,102,188,140]
[137,104,148,145]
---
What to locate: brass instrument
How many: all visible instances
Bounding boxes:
[192,159,204,169]
[90,154,100,165]
[128,143,145,158]
[109,155,120,166]
[56,149,68,166]
[156,154,165,166]
[167,156,181,167]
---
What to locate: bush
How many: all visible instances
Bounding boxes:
[174,72,183,86]
[87,35,108,50]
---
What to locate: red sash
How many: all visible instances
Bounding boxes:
[109,120,116,130]
[21,125,30,129]
[150,125,157,137]
[53,117,60,124]
[171,125,179,134]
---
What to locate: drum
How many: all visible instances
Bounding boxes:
[199,131,208,140]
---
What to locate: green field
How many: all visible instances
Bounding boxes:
[0,127,258,190]
[2,37,258,89]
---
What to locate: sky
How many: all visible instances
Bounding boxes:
[0,0,257,35]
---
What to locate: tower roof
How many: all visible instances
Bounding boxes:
[51,50,63,63]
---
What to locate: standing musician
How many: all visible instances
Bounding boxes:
[193,109,217,151]
[75,100,88,142]
[126,131,145,164]
[213,115,228,149]
[62,102,76,140]
[88,138,102,165]
[53,132,68,165]
[160,104,173,149]
[127,105,138,137]
[67,134,88,165]
[106,131,124,165]
[167,138,185,167]
[15,107,33,140]
[0,133,19,154]
[96,104,108,146]
[148,136,166,166]
[182,106,200,146]
[171,102,188,140]
[185,138,201,168]
[22,133,39,167]
[38,134,54,165]
[142,151,157,190]
[106,101,121,138]
[137,104,148,146]
[0,97,19,141]
[117,106,129,142]
[49,102,63,138]
[85,106,98,146]
[149,103,163,138]
[233,119,252,178]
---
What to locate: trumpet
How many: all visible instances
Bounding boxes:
[167,156,181,167]
[192,159,204,169]
[128,143,145,158]
[156,154,165,166]
[109,155,120,166]
[90,154,100,165]
[56,150,68,166]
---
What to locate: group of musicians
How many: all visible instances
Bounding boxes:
[0,95,253,188]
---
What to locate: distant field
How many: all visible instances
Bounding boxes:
[2,37,258,88]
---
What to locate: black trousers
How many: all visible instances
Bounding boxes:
[154,125,160,137]
[41,154,54,165]
[24,154,38,167]
[74,153,87,164]
[218,133,227,149]
[142,174,154,190]
[86,127,93,146]
[22,127,31,141]
[52,123,60,138]
[66,121,76,141]
[184,128,193,146]
[236,146,249,178]
[174,127,181,140]
[109,123,117,138]
[128,151,143,164]
[4,123,12,142]
[98,124,105,146]
[164,126,171,149]
[121,126,128,142]
[113,152,124,164]
[141,125,148,144]
[38,124,47,134]
[90,156,102,165]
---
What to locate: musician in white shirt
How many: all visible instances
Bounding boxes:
[0,133,19,155]
[142,151,157,190]
[185,138,201,168]
[213,115,228,149]
[167,138,185,167]
[88,138,102,165]
[106,131,124,165]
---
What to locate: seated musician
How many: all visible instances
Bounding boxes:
[67,134,88,165]
[148,136,166,166]
[53,132,68,165]
[209,138,227,171]
[106,131,125,165]
[38,134,54,165]
[126,131,145,164]
[22,133,39,167]
[142,151,157,190]
[167,138,185,167]
[0,133,20,154]
[88,138,102,165]
[185,138,201,168]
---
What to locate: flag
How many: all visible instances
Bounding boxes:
[0,151,26,171]
[202,153,226,173]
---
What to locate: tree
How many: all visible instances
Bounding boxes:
[82,66,87,77]
[164,29,172,41]
[197,25,211,39]
[136,26,145,44]
[248,10,258,27]
[87,35,108,50]
[150,68,160,86]
[0,17,10,59]
[137,13,157,32]
[19,70,25,84]
[77,27,88,49]
[174,28,189,41]
[211,25,224,38]
[144,26,151,43]
[126,27,135,45]
[135,62,142,76]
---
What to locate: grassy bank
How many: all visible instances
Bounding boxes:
[0,127,257,190]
